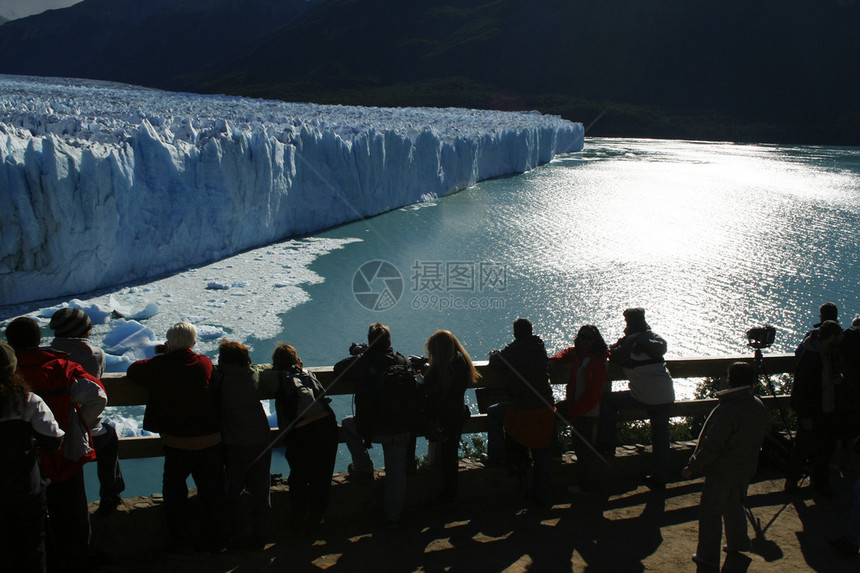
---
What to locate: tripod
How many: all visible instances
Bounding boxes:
[750,344,794,443]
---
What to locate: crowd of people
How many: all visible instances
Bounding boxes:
[2,303,860,572]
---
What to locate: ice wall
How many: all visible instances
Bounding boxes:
[0,75,584,305]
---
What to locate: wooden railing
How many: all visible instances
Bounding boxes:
[104,353,796,459]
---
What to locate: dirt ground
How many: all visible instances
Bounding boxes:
[87,455,860,573]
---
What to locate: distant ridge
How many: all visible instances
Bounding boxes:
[1,0,858,145]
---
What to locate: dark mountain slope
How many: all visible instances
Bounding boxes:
[0,0,314,86]
[1,0,858,144]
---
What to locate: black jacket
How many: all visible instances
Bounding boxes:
[489,335,552,410]
[791,335,839,419]
[335,346,412,436]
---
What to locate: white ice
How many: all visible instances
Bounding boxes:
[13,236,358,372]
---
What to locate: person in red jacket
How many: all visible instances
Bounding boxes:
[126,321,227,554]
[550,324,609,494]
[5,317,106,573]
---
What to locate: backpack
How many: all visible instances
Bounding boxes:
[356,356,421,436]
[839,326,860,365]
[275,367,330,432]
[0,416,40,502]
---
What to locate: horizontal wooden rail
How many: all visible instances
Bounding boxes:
[105,353,794,459]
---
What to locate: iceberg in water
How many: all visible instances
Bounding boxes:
[0,75,584,305]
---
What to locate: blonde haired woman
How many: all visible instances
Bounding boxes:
[423,330,480,507]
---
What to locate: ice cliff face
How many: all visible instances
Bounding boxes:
[0,75,584,305]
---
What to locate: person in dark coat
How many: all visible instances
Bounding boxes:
[422,330,480,506]
[126,322,227,553]
[485,318,555,507]
[794,301,840,358]
[786,319,842,497]
[336,323,414,529]
[0,340,65,573]
[216,340,271,547]
[273,343,338,533]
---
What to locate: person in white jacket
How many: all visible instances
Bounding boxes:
[49,307,125,515]
[598,308,676,489]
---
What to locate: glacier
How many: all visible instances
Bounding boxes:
[0,75,584,305]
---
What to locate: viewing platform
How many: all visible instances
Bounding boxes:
[81,352,860,571]
[88,444,856,572]
[103,353,797,459]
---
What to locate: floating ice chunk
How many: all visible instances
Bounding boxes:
[128,303,159,321]
[103,412,146,438]
[104,353,135,373]
[103,319,158,361]
[68,299,112,324]
[107,295,134,317]
[195,324,226,340]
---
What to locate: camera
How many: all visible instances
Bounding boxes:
[409,355,429,374]
[746,326,776,350]
[349,342,368,356]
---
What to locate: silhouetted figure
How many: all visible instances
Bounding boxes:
[786,320,842,497]
[336,323,415,529]
[0,340,65,573]
[422,330,480,507]
[215,340,271,548]
[486,318,555,507]
[550,324,609,494]
[49,307,125,516]
[6,317,106,573]
[273,343,337,533]
[682,362,770,570]
[127,322,227,554]
[795,301,840,358]
[598,308,675,489]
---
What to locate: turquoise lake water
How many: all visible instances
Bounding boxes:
[88,137,860,498]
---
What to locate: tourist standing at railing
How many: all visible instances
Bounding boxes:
[5,317,107,573]
[835,321,860,474]
[0,340,65,573]
[214,340,271,549]
[48,307,126,516]
[598,308,675,490]
[422,330,480,510]
[273,343,338,534]
[786,319,842,498]
[336,323,415,529]
[682,362,770,570]
[795,302,841,359]
[485,318,555,507]
[126,322,227,554]
[550,324,610,495]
